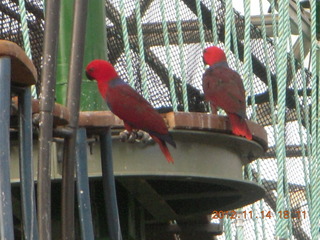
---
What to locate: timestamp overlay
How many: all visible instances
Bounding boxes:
[211,210,308,220]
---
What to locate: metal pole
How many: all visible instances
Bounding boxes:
[0,57,14,239]
[38,0,61,239]
[18,87,38,240]
[62,0,88,239]
[100,129,123,240]
[75,128,94,239]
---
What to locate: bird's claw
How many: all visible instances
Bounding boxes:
[136,131,152,144]
[119,130,152,144]
[118,130,139,143]
[119,130,130,142]
[127,131,138,143]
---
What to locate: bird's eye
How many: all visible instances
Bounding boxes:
[88,67,94,73]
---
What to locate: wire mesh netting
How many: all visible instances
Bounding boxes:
[0,0,44,90]
[1,0,319,239]
[107,0,319,239]
[105,0,318,239]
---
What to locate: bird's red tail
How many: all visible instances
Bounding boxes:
[152,136,174,164]
[227,113,252,140]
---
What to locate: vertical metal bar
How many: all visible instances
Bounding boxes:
[19,87,38,240]
[100,129,123,240]
[62,0,88,239]
[0,57,14,239]
[61,136,76,240]
[75,128,94,239]
[38,0,61,239]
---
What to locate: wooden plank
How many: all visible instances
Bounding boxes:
[164,112,268,149]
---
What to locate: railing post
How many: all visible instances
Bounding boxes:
[100,129,123,240]
[18,87,38,239]
[38,0,61,239]
[75,128,94,239]
[0,56,14,239]
[62,0,88,239]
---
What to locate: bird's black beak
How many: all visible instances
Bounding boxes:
[86,71,94,80]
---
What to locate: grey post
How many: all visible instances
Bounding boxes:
[0,57,14,239]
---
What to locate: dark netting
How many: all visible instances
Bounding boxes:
[106,0,209,113]
[0,1,23,46]
[0,0,44,93]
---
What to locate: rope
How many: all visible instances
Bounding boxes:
[174,0,188,111]
[245,166,260,239]
[270,0,278,40]
[281,10,295,238]
[224,217,233,240]
[257,0,276,237]
[231,11,241,72]
[119,0,134,87]
[18,0,32,59]
[236,211,244,240]
[195,0,205,50]
[18,0,36,97]
[296,0,312,198]
[196,0,210,112]
[134,0,149,100]
[309,0,320,238]
[315,43,320,240]
[274,0,290,238]
[224,0,242,79]
[160,0,178,111]
[224,0,232,59]
[243,0,255,120]
[242,0,259,224]
[210,0,218,45]
[242,2,260,238]
[295,0,311,221]
[256,161,266,240]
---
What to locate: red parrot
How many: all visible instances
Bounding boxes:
[85,59,176,163]
[202,46,252,140]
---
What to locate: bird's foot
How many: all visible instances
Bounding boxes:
[119,130,152,144]
[127,131,139,143]
[119,130,129,142]
[119,130,135,143]
[136,131,152,144]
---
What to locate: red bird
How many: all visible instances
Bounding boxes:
[202,46,252,140]
[86,59,176,163]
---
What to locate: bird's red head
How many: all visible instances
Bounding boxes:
[203,46,227,66]
[85,59,118,82]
